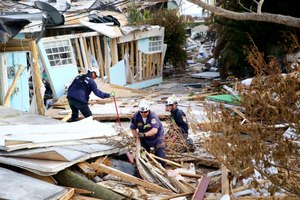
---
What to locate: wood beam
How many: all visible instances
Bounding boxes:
[30,40,45,115]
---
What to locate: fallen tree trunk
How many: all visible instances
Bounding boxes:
[53,169,125,200]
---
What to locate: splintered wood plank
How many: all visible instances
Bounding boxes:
[178,172,202,179]
[77,162,97,178]
[137,186,148,197]
[65,187,92,195]
[59,188,75,200]
[221,165,230,195]
[61,113,71,122]
[135,138,157,183]
[90,163,172,193]
[139,152,177,192]
[71,194,102,200]
[149,153,182,168]
[160,192,194,200]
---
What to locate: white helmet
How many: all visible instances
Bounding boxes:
[138,100,150,112]
[88,67,100,77]
[165,95,178,106]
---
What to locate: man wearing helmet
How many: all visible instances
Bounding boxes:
[130,100,166,167]
[67,67,111,122]
[165,95,189,138]
[165,95,195,152]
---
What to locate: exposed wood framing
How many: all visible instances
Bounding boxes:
[30,40,45,115]
[121,43,124,59]
[110,38,118,66]
[77,162,97,178]
[103,37,110,82]
[59,188,75,200]
[96,36,104,80]
[130,41,134,78]
[79,37,88,71]
[83,37,91,69]
[89,37,95,57]
[75,38,84,72]
[135,41,139,81]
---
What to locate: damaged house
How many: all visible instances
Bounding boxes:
[0,0,166,113]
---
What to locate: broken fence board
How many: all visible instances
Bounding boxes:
[191,176,211,200]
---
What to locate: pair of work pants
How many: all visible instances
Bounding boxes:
[67,97,92,122]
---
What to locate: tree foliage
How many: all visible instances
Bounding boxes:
[149,10,187,71]
[204,38,300,195]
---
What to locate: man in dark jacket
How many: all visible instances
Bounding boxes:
[165,95,189,138]
[130,99,166,167]
[165,95,195,151]
[67,67,111,122]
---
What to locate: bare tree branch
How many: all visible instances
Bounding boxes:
[237,0,254,13]
[187,0,300,28]
[256,0,264,14]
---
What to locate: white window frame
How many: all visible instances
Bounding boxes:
[43,39,76,67]
[149,36,163,53]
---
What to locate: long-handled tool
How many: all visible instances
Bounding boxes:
[111,91,121,126]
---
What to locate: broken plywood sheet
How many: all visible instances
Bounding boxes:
[81,21,122,38]
[0,167,66,200]
[0,144,125,176]
[0,117,118,151]
[0,106,61,126]
[191,72,220,79]
[0,146,87,161]
[50,97,207,123]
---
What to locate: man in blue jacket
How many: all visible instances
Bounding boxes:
[130,100,166,167]
[67,67,111,122]
[165,95,195,151]
[165,95,189,138]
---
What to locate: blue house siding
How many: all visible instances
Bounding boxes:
[38,40,78,100]
[5,52,30,112]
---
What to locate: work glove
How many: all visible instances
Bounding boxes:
[136,132,145,138]
[110,91,116,97]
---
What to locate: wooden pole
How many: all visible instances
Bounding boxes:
[96,36,104,81]
[103,37,110,82]
[75,38,84,73]
[3,65,23,107]
[130,41,134,77]
[111,38,118,66]
[135,41,139,81]
[89,36,95,57]
[53,169,124,200]
[30,40,45,115]
[83,37,91,69]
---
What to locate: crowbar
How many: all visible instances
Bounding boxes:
[111,91,121,126]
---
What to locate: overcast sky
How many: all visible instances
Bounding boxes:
[180,0,203,16]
